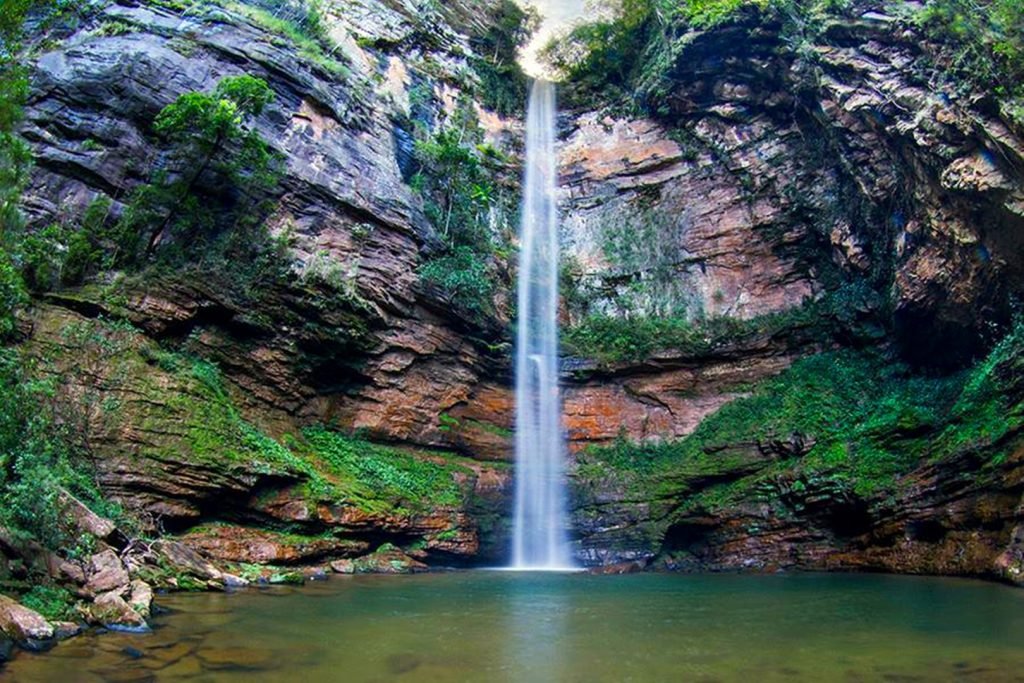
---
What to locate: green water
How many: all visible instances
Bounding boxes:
[6,572,1024,682]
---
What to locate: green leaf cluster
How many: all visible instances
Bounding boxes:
[468,0,537,117]
[412,101,508,317]
[303,427,471,511]
[0,348,120,552]
[912,0,1024,101]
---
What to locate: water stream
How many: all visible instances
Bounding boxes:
[512,80,573,570]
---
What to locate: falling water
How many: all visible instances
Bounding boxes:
[511,80,573,570]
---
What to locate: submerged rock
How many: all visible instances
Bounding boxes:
[586,560,647,575]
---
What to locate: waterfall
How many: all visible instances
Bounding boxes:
[511,80,573,570]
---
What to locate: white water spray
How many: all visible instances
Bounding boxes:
[511,80,574,570]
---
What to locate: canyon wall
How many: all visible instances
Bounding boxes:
[11,0,1024,583]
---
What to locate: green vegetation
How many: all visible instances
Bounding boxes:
[412,100,513,317]
[581,319,1024,511]
[910,0,1024,103]
[136,74,279,258]
[223,0,349,77]
[562,279,884,364]
[467,0,537,117]
[304,427,472,512]
[7,74,286,299]
[19,584,77,620]
[544,0,1023,115]
[0,347,123,553]
[0,1,37,338]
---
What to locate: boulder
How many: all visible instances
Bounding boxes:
[586,560,647,575]
[85,549,130,595]
[152,540,223,581]
[0,594,54,649]
[52,621,83,640]
[337,544,429,575]
[221,573,249,588]
[127,580,153,619]
[329,559,355,574]
[57,490,127,549]
[88,591,148,632]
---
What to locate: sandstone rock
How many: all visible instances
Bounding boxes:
[0,595,54,646]
[127,580,153,619]
[586,560,647,575]
[329,559,355,574]
[57,490,125,549]
[342,544,429,575]
[177,525,369,566]
[52,621,83,640]
[85,549,130,595]
[221,573,249,588]
[152,540,222,582]
[88,591,148,632]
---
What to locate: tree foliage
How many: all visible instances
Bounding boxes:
[7,73,283,298]
[544,0,1024,110]
[468,0,538,116]
[914,0,1024,99]
[411,99,509,317]
[144,74,278,254]
[0,349,115,552]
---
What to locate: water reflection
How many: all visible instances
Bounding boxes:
[6,573,1024,682]
[503,573,571,681]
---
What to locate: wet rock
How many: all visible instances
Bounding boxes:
[88,591,148,632]
[58,490,127,549]
[221,573,249,589]
[387,653,423,675]
[122,645,144,659]
[339,544,429,575]
[329,559,355,574]
[303,567,330,581]
[0,595,54,646]
[178,525,369,566]
[586,560,647,575]
[151,540,222,582]
[53,621,84,640]
[128,580,153,619]
[0,634,13,662]
[197,646,275,671]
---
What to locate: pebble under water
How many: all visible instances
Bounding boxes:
[6,572,1024,682]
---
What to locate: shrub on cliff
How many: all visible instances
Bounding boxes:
[468,0,538,117]
[913,0,1024,101]
[0,349,117,552]
[141,74,278,256]
[411,98,510,318]
[23,74,285,293]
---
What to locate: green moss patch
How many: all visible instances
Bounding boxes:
[580,322,1024,511]
[302,427,474,513]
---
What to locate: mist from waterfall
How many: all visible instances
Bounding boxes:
[511,80,573,570]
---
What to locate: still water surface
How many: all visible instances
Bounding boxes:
[6,572,1024,682]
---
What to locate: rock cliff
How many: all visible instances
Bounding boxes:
[4,0,1023,592]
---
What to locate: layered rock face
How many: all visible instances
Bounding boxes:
[555,5,1024,582]
[12,0,1024,584]
[18,0,520,567]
